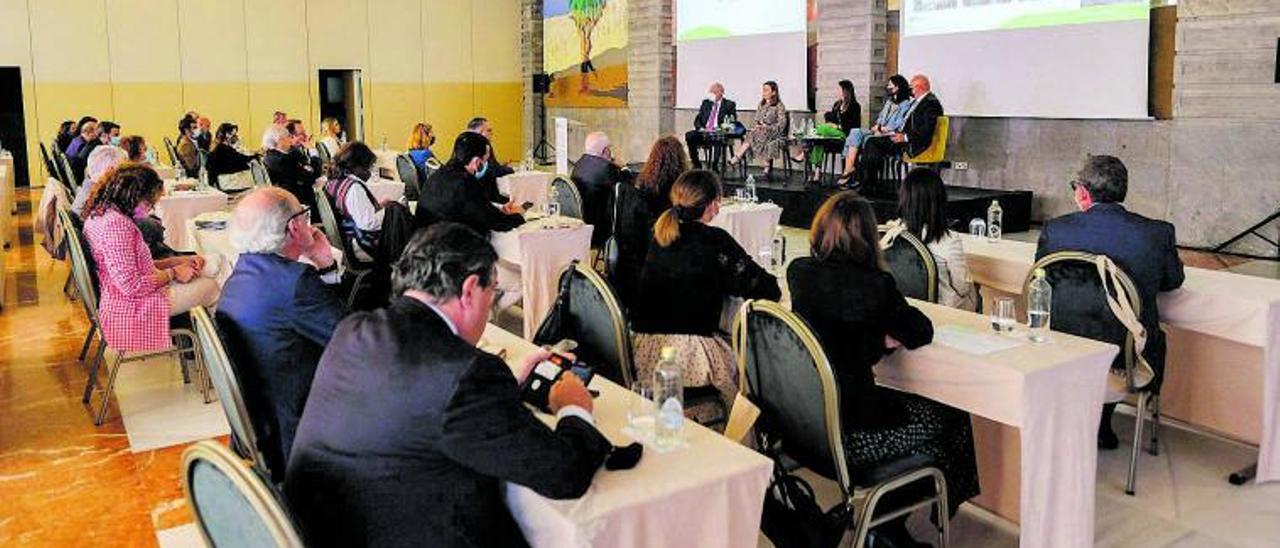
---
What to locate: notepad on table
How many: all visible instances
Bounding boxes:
[933,324,1026,355]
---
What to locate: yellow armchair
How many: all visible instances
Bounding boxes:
[905,115,949,165]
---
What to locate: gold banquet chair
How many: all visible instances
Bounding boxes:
[734,300,949,547]
[182,441,304,548]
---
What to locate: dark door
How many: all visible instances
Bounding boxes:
[0,67,30,187]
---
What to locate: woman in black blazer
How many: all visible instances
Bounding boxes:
[787,191,978,542]
[823,79,862,135]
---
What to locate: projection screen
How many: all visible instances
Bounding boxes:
[675,0,809,110]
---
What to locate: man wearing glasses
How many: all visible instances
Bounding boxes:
[217,187,347,482]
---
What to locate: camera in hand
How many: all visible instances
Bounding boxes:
[520,352,595,412]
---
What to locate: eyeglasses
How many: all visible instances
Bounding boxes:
[285,206,311,227]
[1069,179,1081,190]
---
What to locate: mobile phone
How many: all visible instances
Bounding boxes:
[521,201,535,210]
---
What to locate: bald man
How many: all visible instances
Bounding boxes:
[217,187,346,481]
[570,131,631,247]
[685,82,738,168]
[859,74,944,190]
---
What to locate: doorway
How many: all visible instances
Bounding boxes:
[0,67,30,187]
[317,69,363,144]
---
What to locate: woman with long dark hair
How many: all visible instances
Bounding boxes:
[81,163,220,352]
[837,74,913,185]
[632,170,780,418]
[207,123,258,188]
[611,135,690,308]
[889,167,975,310]
[825,79,862,135]
[787,191,978,545]
[729,81,788,179]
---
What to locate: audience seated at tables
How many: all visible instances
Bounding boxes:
[686,82,738,169]
[72,145,126,217]
[318,117,344,157]
[206,123,257,189]
[415,132,525,235]
[94,121,121,150]
[217,187,345,482]
[611,135,689,310]
[571,131,632,248]
[631,170,781,415]
[80,163,219,352]
[175,117,201,177]
[286,223,611,547]
[1036,155,1185,449]
[118,135,148,163]
[323,142,416,265]
[467,117,513,204]
[261,110,288,150]
[263,126,320,220]
[857,74,944,188]
[886,168,976,311]
[65,117,98,159]
[55,119,78,153]
[406,122,437,172]
[787,191,978,544]
[194,116,212,151]
[729,81,789,179]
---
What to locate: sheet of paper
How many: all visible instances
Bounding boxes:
[933,324,1026,355]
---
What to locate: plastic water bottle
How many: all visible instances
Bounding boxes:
[546,184,561,217]
[653,346,685,449]
[1027,268,1052,342]
[771,226,787,271]
[986,200,1003,243]
[381,136,388,151]
[197,164,209,190]
[745,174,758,203]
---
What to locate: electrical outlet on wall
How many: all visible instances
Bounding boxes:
[953,161,969,171]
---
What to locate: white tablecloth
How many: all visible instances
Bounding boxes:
[366,179,405,203]
[481,324,773,548]
[874,300,1117,548]
[373,149,401,181]
[710,201,783,264]
[155,187,229,252]
[152,165,181,180]
[958,233,1280,484]
[491,216,593,339]
[187,211,342,286]
[498,171,556,209]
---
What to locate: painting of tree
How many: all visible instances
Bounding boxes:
[570,0,607,90]
[543,0,628,107]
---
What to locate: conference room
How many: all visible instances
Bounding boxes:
[2,0,1279,546]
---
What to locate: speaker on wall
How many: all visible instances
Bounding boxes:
[533,73,552,94]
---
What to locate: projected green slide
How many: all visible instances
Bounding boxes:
[904,0,1149,38]
[676,0,806,43]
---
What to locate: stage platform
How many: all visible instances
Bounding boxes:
[718,167,1034,233]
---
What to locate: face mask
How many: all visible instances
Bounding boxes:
[110,136,121,146]
[474,160,489,180]
[429,135,436,147]
[132,203,152,219]
[145,149,157,164]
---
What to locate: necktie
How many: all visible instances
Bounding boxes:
[707,101,719,130]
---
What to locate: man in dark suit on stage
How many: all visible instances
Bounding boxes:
[685,82,738,169]
[216,188,345,482]
[859,74,943,189]
[286,223,612,547]
[1036,155,1185,449]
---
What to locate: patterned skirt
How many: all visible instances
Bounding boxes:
[632,333,738,423]
[842,390,980,515]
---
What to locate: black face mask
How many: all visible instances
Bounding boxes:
[429,135,436,147]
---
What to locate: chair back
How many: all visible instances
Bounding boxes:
[906,116,949,164]
[59,207,100,320]
[733,300,851,497]
[540,263,635,386]
[164,136,180,167]
[182,441,304,548]
[1026,251,1141,383]
[248,158,272,187]
[879,227,939,303]
[190,306,271,477]
[58,152,78,194]
[550,177,583,219]
[40,142,57,181]
[313,183,368,270]
[316,141,332,164]
[395,154,421,201]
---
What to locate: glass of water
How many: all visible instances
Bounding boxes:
[546,201,560,218]
[991,297,1016,334]
[969,218,987,238]
[628,382,656,437]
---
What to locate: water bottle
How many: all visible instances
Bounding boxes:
[745,175,758,203]
[381,136,388,151]
[1027,268,1052,342]
[198,164,209,190]
[771,226,787,271]
[986,200,1003,243]
[653,347,685,449]
[546,184,561,218]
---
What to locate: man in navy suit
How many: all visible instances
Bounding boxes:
[1036,155,1185,448]
[217,187,346,480]
[286,223,610,547]
[686,82,738,168]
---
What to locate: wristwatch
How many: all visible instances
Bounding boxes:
[315,262,339,276]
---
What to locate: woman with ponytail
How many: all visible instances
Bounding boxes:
[631,170,781,420]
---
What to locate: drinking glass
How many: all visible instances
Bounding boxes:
[991,297,1016,334]
[628,382,656,437]
[546,201,561,218]
[758,245,775,273]
[969,218,987,238]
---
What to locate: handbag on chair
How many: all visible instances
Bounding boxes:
[533,261,577,346]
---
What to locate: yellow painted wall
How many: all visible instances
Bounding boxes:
[0,0,524,186]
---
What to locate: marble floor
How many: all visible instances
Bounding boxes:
[1,188,1277,547]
